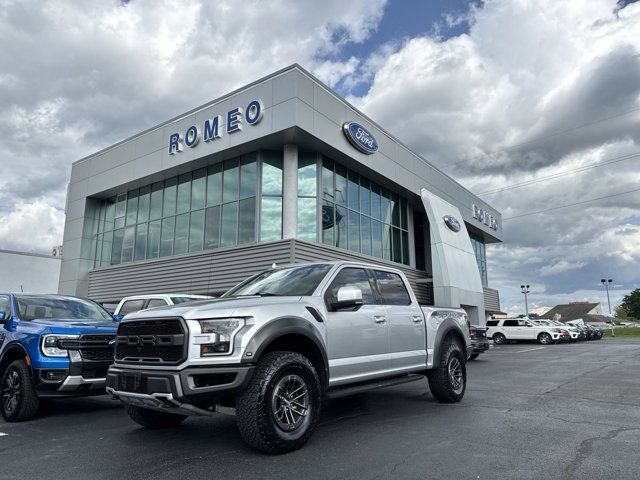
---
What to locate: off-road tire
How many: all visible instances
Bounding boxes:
[236,351,321,454]
[493,333,506,344]
[468,353,480,361]
[125,405,187,429]
[427,341,466,403]
[538,332,552,345]
[0,359,40,422]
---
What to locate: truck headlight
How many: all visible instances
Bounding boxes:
[198,318,244,355]
[552,328,562,333]
[41,335,79,357]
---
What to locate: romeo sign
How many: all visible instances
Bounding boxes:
[168,99,264,155]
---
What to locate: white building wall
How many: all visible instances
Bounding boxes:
[0,250,62,293]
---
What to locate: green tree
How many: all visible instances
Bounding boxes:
[620,289,640,320]
[614,304,629,319]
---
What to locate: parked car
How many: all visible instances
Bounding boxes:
[469,325,490,360]
[486,317,566,345]
[113,294,212,320]
[0,293,118,421]
[107,261,472,453]
[533,319,580,342]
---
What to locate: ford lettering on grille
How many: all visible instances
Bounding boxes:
[116,334,183,347]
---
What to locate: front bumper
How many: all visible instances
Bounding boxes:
[106,364,254,413]
[34,366,110,398]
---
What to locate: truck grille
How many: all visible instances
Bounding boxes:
[77,334,115,362]
[114,319,186,365]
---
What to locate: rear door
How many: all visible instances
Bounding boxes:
[502,319,522,339]
[374,269,427,372]
[324,267,389,386]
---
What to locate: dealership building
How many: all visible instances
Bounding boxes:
[59,64,503,323]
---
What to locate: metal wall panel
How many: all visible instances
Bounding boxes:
[87,238,436,304]
[88,240,294,302]
[483,287,501,312]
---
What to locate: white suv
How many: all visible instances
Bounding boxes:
[486,318,567,345]
[113,294,212,319]
[533,319,579,341]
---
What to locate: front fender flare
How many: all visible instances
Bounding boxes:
[241,317,328,387]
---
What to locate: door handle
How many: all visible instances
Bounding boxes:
[412,315,423,323]
[374,315,387,324]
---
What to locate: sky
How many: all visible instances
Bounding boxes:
[0,0,638,315]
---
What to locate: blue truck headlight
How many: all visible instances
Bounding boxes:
[198,318,244,355]
[41,334,79,357]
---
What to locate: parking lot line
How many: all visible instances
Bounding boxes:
[515,346,546,353]
[0,432,7,437]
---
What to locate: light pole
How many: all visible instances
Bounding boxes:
[601,278,614,337]
[521,284,530,318]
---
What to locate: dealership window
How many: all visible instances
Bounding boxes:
[470,232,488,287]
[297,152,318,242]
[260,150,283,241]
[93,152,262,267]
[321,158,409,265]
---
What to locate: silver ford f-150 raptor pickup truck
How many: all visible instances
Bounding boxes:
[106,261,472,453]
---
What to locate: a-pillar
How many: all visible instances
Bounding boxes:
[282,144,298,239]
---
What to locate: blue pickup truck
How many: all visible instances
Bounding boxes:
[0,293,118,421]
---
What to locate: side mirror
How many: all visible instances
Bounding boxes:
[113,314,124,322]
[334,286,364,311]
[0,311,8,324]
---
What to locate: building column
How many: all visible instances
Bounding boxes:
[407,205,416,268]
[282,144,298,239]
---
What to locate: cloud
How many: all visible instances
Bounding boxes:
[0,201,64,253]
[350,0,640,313]
[0,0,386,253]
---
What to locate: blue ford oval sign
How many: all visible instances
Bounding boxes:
[443,215,461,232]
[343,122,378,155]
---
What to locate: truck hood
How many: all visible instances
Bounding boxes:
[30,318,119,334]
[124,295,305,321]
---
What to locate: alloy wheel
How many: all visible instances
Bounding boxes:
[271,374,310,432]
[2,370,21,414]
[448,357,464,395]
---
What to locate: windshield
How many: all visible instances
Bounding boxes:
[171,297,198,304]
[15,295,115,322]
[224,264,333,297]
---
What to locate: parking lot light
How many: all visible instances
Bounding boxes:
[600,278,614,337]
[520,284,530,318]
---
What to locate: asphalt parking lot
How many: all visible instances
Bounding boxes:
[1,339,639,480]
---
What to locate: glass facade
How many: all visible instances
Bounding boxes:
[320,158,410,265]
[92,150,411,268]
[94,152,272,267]
[470,232,488,287]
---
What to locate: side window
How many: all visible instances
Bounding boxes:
[0,296,10,317]
[503,320,519,327]
[486,320,499,327]
[326,268,375,305]
[374,270,411,306]
[119,299,146,315]
[146,298,168,309]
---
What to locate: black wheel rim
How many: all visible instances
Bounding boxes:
[2,370,21,414]
[271,374,309,432]
[448,357,464,395]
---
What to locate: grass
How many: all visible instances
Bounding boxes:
[603,326,640,338]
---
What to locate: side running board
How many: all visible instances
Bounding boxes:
[326,374,425,399]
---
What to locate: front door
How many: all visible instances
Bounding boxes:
[324,267,389,386]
